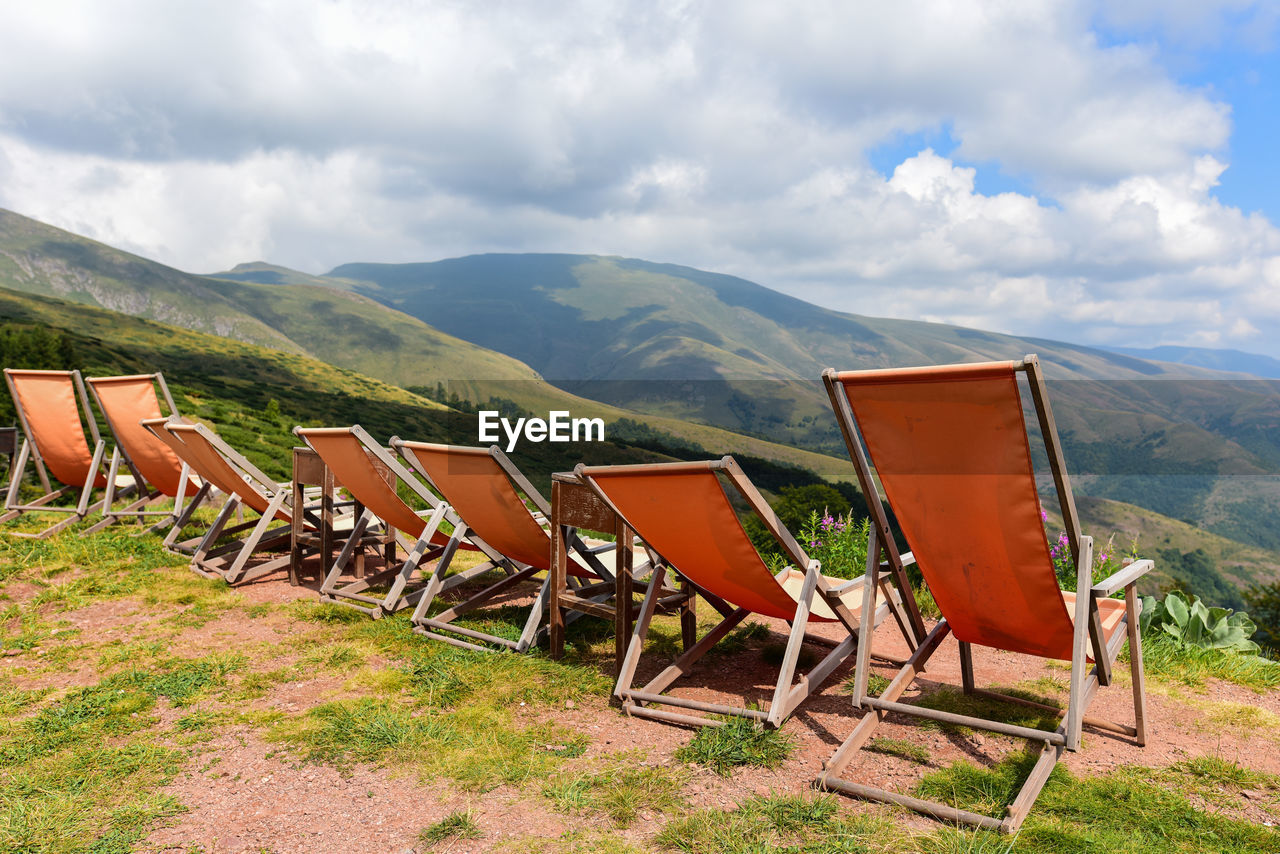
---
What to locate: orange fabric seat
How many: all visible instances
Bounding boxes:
[2,369,115,539]
[296,430,466,552]
[6,370,106,489]
[88,375,197,498]
[165,423,291,524]
[818,357,1153,834]
[398,442,595,578]
[583,464,848,622]
[575,456,905,729]
[835,363,1077,659]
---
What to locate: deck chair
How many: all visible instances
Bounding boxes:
[143,417,295,584]
[393,440,648,653]
[575,457,914,729]
[817,356,1152,834]
[83,373,210,542]
[1,369,116,538]
[293,426,493,620]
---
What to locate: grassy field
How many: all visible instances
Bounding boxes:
[0,509,1277,853]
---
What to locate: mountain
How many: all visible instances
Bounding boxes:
[4,206,1280,587]
[315,254,1280,549]
[0,209,845,475]
[6,282,1271,602]
[0,285,827,490]
[1106,345,1280,379]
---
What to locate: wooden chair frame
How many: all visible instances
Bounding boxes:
[1,369,113,539]
[395,440,625,653]
[549,471,699,671]
[293,426,487,620]
[154,418,296,584]
[576,456,915,730]
[83,373,211,541]
[817,355,1152,834]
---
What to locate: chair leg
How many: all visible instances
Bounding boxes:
[959,641,975,694]
[3,440,29,513]
[1125,586,1147,746]
[766,566,819,727]
[162,482,211,548]
[320,509,372,599]
[407,533,463,626]
[514,575,553,654]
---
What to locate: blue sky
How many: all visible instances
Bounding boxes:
[1093,4,1280,222]
[1,1,1279,357]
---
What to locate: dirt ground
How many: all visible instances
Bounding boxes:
[7,560,1279,853]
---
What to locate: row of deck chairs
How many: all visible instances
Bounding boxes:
[0,359,1152,833]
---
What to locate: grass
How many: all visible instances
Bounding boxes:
[865,737,933,765]
[0,649,245,853]
[912,687,1060,736]
[544,754,687,827]
[1,505,1278,852]
[420,809,482,845]
[842,672,891,696]
[914,753,1280,852]
[1142,636,1280,692]
[655,794,891,853]
[675,717,794,776]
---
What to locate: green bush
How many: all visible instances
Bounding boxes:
[1140,590,1260,653]
[795,510,870,580]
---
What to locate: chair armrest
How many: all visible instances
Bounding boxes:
[828,575,867,594]
[880,550,915,569]
[1092,558,1154,598]
[585,541,615,554]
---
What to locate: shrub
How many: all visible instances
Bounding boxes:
[796,510,870,580]
[1140,590,1260,654]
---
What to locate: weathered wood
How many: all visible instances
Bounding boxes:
[864,697,1067,745]
[822,778,1005,831]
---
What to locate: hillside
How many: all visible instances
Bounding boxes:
[0,210,849,474]
[5,207,1280,592]
[321,253,1280,552]
[1108,344,1280,379]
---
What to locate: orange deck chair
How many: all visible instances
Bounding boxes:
[83,373,210,542]
[575,457,915,729]
[393,440,645,653]
[1,369,117,538]
[817,356,1152,833]
[293,426,492,620]
[143,417,296,584]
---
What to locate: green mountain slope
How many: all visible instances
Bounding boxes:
[320,253,1280,549]
[0,286,760,488]
[5,207,1279,579]
[0,210,849,476]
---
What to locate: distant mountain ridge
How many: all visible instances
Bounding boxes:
[1106,345,1280,379]
[3,206,1280,571]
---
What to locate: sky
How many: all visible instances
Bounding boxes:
[1,1,1279,356]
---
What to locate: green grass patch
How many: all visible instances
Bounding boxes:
[865,737,933,765]
[420,809,482,845]
[914,753,1280,852]
[543,754,687,828]
[711,621,771,656]
[0,654,242,853]
[268,692,590,790]
[912,687,1059,736]
[842,672,891,696]
[675,717,794,777]
[655,794,891,853]
[1142,636,1280,692]
[500,829,648,853]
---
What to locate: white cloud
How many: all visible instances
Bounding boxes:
[0,0,1278,356]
